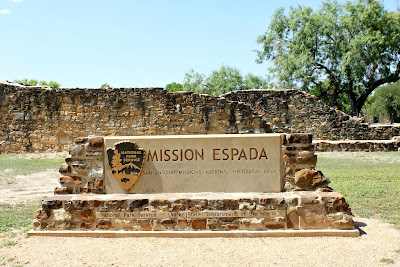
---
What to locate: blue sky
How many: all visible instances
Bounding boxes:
[1,0,398,88]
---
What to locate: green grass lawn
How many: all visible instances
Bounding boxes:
[0,153,65,176]
[316,152,400,228]
[0,153,64,246]
[0,203,40,233]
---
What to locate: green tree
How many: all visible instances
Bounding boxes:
[14,79,38,87]
[39,80,61,88]
[256,0,400,116]
[14,79,60,88]
[100,83,111,89]
[168,66,270,95]
[206,65,245,95]
[367,81,400,123]
[183,69,207,93]
[243,73,271,89]
[165,82,184,92]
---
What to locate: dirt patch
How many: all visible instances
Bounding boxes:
[0,170,59,205]
[0,152,66,205]
[0,217,399,266]
[11,152,67,160]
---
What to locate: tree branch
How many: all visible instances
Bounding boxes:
[315,63,338,83]
[357,59,400,112]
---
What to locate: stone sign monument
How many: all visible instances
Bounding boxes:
[29,133,358,237]
[104,134,282,193]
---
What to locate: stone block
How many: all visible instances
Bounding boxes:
[34,208,48,220]
[227,224,239,230]
[78,209,96,222]
[54,187,75,195]
[299,208,327,229]
[59,176,82,185]
[239,218,265,230]
[114,219,136,230]
[74,137,88,144]
[42,200,64,210]
[192,219,207,230]
[88,178,104,187]
[287,133,312,144]
[287,209,299,229]
[80,223,94,230]
[32,220,41,230]
[59,163,70,174]
[172,204,187,211]
[296,155,318,166]
[52,209,72,222]
[283,145,314,151]
[69,144,85,157]
[88,163,103,179]
[127,199,149,210]
[89,137,104,148]
[331,219,355,230]
[299,194,319,205]
[295,169,316,188]
[96,220,113,230]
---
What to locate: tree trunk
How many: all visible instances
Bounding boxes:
[347,88,361,116]
[349,101,358,116]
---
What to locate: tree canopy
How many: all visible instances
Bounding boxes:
[366,81,400,123]
[14,79,61,89]
[100,83,111,89]
[165,82,184,92]
[256,0,400,116]
[166,66,270,95]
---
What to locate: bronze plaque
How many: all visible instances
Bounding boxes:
[106,141,145,191]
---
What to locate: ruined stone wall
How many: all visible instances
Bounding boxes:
[314,137,400,152]
[224,89,400,140]
[2,81,400,154]
[0,82,270,153]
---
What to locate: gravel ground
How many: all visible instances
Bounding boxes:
[0,217,399,266]
[1,153,400,266]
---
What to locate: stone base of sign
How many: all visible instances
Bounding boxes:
[30,191,356,235]
[28,229,359,238]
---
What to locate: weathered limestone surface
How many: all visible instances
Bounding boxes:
[33,192,354,231]
[224,89,400,141]
[0,81,270,153]
[104,134,283,193]
[2,82,400,153]
[314,137,400,152]
[57,137,105,194]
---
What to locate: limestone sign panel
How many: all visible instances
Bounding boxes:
[104,134,283,193]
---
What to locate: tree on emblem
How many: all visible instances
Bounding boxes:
[111,149,124,172]
[107,142,145,191]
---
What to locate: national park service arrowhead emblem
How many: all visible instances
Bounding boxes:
[106,141,145,191]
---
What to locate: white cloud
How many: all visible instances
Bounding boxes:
[9,0,23,2]
[0,9,11,15]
